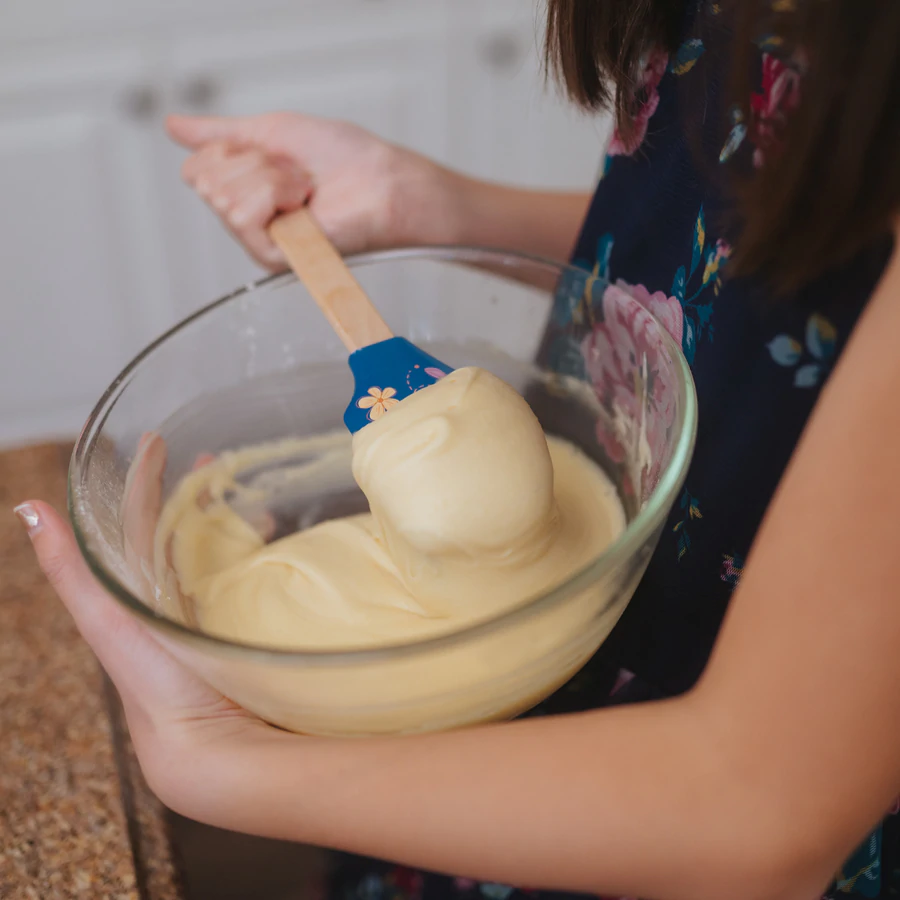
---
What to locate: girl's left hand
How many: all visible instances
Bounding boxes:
[15,498,280,822]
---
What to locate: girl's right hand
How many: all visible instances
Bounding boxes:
[166,112,465,271]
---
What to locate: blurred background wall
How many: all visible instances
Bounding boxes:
[0,0,610,447]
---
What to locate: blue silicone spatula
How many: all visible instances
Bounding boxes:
[268,208,453,433]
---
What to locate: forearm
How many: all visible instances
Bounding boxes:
[177,698,815,900]
[446,175,592,263]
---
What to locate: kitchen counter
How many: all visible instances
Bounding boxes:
[1,442,336,900]
[0,444,181,900]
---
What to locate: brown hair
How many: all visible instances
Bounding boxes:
[545,0,900,293]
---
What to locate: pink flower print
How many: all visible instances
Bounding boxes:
[610,668,636,697]
[614,279,684,345]
[750,53,801,168]
[608,280,683,457]
[582,283,678,494]
[720,553,745,588]
[424,367,446,380]
[608,50,669,157]
[582,286,647,435]
[386,866,424,900]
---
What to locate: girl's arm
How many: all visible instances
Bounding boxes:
[167,114,592,268]
[450,178,593,263]
[24,238,900,900]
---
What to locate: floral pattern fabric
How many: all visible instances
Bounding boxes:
[329,2,897,898]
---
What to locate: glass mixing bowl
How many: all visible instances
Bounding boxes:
[70,247,696,737]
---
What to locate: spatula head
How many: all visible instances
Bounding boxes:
[344,337,453,433]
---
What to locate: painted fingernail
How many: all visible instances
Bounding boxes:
[14,503,41,535]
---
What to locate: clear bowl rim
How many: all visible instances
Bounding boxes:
[69,245,698,666]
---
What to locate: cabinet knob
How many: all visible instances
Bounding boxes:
[121,86,159,121]
[180,77,219,112]
[480,33,522,71]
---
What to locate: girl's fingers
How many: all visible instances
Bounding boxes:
[122,432,167,598]
[225,170,312,268]
[192,149,269,210]
[180,140,311,270]
[167,114,258,151]
[221,167,301,222]
[17,501,232,724]
[189,453,276,541]
[20,502,170,694]
[167,112,310,159]
[192,453,216,470]
[180,140,231,187]
[222,195,287,270]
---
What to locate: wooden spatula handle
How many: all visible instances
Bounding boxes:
[268,208,393,353]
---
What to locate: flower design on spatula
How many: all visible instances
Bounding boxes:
[357,386,400,420]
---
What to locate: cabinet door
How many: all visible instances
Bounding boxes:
[163,9,450,315]
[449,1,611,190]
[0,44,172,445]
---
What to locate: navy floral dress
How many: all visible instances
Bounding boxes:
[333,3,899,898]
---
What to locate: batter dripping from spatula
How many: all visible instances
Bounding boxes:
[155,366,625,650]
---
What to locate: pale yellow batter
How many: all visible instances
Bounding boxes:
[155,367,626,651]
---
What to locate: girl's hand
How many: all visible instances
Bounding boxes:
[167,112,465,271]
[15,440,281,826]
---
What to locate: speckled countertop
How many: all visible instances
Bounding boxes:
[0,444,181,900]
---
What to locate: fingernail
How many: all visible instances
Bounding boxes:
[14,503,41,536]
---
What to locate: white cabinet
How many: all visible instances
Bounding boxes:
[0,45,175,445]
[448,2,610,189]
[0,0,609,446]
[162,10,451,314]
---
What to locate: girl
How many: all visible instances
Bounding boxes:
[16,1,900,898]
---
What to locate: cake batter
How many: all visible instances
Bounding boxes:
[155,367,626,650]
